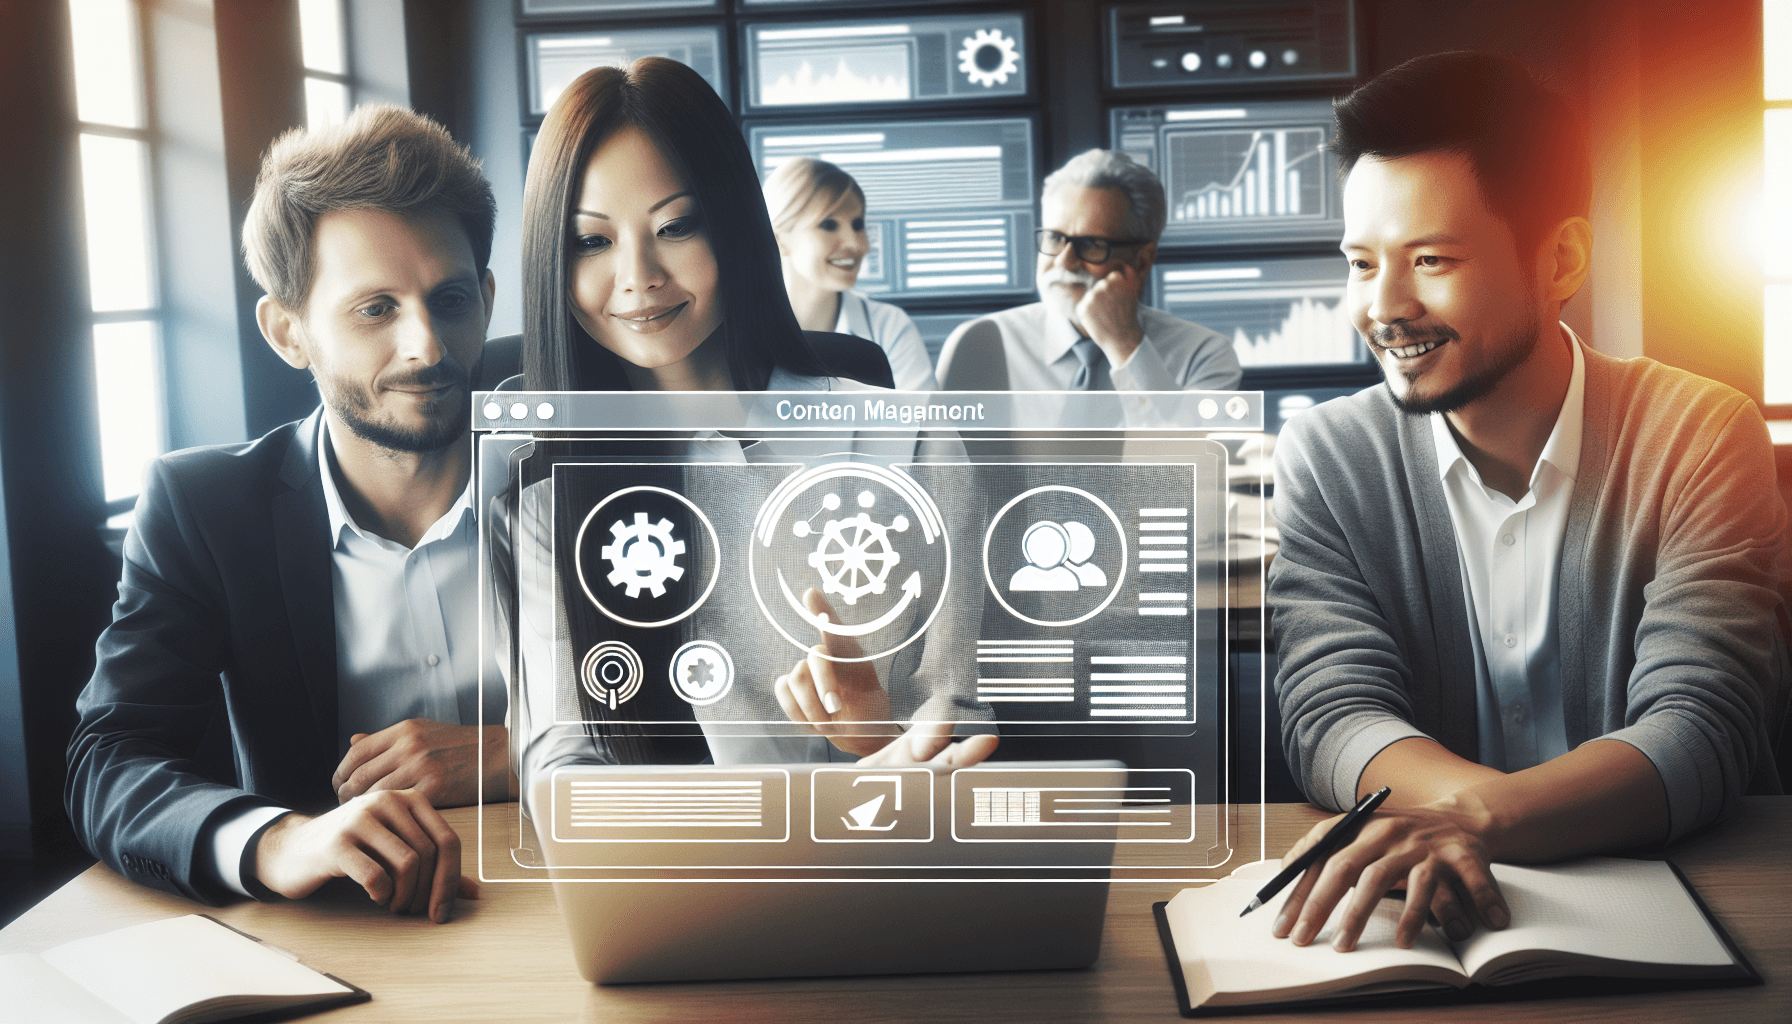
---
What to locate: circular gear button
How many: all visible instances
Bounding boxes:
[575,485,721,629]
[669,640,735,706]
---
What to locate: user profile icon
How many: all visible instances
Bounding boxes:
[1009,520,1107,592]
[984,485,1127,628]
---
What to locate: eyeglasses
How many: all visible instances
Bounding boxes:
[1034,228,1150,264]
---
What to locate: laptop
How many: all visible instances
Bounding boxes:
[532,760,1125,984]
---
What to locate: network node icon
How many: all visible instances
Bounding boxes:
[799,491,911,607]
[750,462,948,663]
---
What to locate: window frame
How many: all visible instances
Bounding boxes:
[70,0,169,516]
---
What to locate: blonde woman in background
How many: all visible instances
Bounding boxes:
[764,158,939,391]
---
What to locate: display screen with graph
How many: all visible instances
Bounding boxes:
[1111,99,1343,247]
[1153,254,1366,369]
[747,118,1036,299]
[742,12,1028,110]
[524,24,727,116]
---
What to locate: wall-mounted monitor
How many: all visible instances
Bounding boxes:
[1105,0,1355,91]
[1112,99,1342,248]
[519,0,719,18]
[524,24,726,117]
[1152,254,1367,370]
[742,12,1028,112]
[748,118,1037,300]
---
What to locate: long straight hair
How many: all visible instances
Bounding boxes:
[522,57,829,391]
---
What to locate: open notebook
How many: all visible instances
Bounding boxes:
[0,915,367,1024]
[1155,856,1758,1015]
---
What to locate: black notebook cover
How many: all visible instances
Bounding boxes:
[1153,861,1759,1017]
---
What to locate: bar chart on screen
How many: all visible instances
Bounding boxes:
[1111,100,1343,246]
[1168,125,1327,224]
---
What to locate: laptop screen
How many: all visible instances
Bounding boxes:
[476,389,1270,883]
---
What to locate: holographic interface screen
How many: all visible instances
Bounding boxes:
[475,390,1268,883]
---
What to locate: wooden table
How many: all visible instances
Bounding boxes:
[4,800,1787,1023]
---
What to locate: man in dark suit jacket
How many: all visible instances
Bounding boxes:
[67,105,502,924]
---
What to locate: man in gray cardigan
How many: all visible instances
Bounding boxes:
[1267,52,1789,955]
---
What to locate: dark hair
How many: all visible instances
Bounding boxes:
[243,104,495,311]
[1329,51,1590,256]
[522,57,830,390]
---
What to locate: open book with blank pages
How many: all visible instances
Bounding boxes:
[0,914,368,1024]
[1155,856,1758,1016]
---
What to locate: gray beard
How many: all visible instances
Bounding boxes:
[1037,268,1097,325]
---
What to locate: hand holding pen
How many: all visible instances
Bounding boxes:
[1258,786,1511,953]
[1241,787,1391,918]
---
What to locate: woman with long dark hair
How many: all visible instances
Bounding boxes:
[521,58,884,393]
[503,59,990,782]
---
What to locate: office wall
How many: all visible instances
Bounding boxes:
[465,0,526,340]
[0,426,26,859]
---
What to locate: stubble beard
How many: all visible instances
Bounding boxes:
[313,353,481,454]
[1376,318,1541,418]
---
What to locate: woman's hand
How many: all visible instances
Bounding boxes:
[773,588,899,756]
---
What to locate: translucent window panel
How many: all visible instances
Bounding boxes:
[299,0,347,75]
[92,320,166,502]
[78,134,155,313]
[1768,0,1792,100]
[68,0,143,129]
[306,77,350,132]
[1768,111,1792,278]
[1768,285,1792,405]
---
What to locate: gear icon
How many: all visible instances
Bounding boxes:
[804,505,909,606]
[959,28,1020,88]
[600,512,685,598]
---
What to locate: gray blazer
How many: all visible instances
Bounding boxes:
[1269,342,1789,841]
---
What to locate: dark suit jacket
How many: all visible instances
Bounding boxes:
[66,409,341,904]
[65,341,530,903]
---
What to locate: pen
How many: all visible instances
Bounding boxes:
[1239,786,1392,918]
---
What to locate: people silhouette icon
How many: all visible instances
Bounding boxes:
[1009,520,1107,592]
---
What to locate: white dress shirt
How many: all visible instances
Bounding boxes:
[937,301,1242,392]
[834,290,939,391]
[204,418,498,896]
[1431,326,1585,771]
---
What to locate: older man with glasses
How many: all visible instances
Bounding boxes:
[937,149,1241,393]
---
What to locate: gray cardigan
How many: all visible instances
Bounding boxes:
[1269,343,1789,841]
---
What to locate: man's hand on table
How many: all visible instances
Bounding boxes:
[333,719,516,807]
[251,790,479,924]
[1272,796,1510,952]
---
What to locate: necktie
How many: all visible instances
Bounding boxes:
[1070,337,1104,390]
